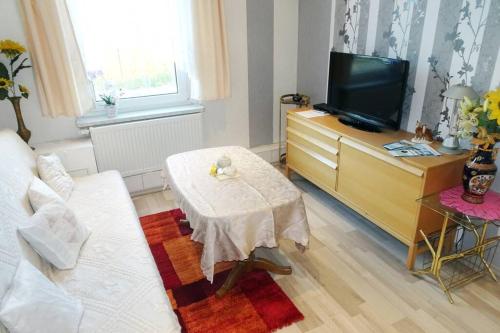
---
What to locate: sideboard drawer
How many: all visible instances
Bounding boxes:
[287,114,340,149]
[287,127,338,164]
[287,140,337,194]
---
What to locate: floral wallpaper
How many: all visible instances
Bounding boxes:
[338,0,362,54]
[331,0,500,136]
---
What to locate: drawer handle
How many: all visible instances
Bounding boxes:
[287,127,338,155]
[287,115,340,141]
[288,140,338,170]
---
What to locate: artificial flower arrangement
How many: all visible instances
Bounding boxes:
[457,88,500,203]
[0,39,32,143]
[458,87,500,147]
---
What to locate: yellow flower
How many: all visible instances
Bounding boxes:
[209,164,217,177]
[0,78,13,90]
[484,87,500,101]
[489,108,500,125]
[19,84,29,98]
[484,88,500,125]
[0,39,26,58]
[19,84,29,94]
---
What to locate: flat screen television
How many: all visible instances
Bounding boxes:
[314,52,409,132]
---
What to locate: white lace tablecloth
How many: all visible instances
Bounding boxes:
[165,146,309,282]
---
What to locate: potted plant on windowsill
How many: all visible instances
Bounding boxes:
[458,88,500,204]
[100,93,117,118]
[0,39,32,144]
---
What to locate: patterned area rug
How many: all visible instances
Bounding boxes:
[140,209,304,333]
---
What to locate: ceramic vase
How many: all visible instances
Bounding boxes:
[462,148,497,204]
[105,104,117,118]
[8,96,31,144]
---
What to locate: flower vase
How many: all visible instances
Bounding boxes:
[105,104,117,118]
[8,96,31,144]
[462,148,497,204]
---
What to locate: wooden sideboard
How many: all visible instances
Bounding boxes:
[286,108,468,269]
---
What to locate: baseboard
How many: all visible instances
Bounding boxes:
[250,142,285,163]
[126,143,286,195]
[130,186,164,197]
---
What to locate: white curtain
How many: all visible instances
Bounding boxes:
[18,0,94,117]
[178,0,231,101]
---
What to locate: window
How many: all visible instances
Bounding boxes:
[69,0,188,111]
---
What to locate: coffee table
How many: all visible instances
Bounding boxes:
[165,146,309,297]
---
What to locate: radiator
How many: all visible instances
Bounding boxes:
[90,113,203,177]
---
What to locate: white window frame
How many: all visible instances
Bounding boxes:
[68,0,192,121]
[90,69,191,115]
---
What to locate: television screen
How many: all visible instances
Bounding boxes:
[326,52,409,130]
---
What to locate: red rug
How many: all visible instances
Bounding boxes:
[140,209,304,333]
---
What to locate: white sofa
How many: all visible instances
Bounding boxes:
[0,129,180,333]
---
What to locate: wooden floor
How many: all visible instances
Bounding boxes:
[133,172,500,333]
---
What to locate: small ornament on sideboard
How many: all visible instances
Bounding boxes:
[411,121,433,144]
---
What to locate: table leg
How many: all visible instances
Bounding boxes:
[252,257,293,275]
[406,242,418,270]
[215,261,249,298]
[216,250,292,298]
[285,166,291,179]
[476,223,498,282]
[413,213,456,303]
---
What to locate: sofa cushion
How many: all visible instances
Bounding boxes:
[19,201,90,270]
[37,154,74,201]
[48,171,180,333]
[0,260,83,333]
[28,177,64,211]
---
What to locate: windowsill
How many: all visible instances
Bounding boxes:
[75,103,204,128]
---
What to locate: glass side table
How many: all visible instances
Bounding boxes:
[415,189,499,304]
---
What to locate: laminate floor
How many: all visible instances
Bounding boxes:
[133,172,500,333]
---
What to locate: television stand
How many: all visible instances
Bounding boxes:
[338,115,381,133]
[285,108,469,271]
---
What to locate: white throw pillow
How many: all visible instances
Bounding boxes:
[18,201,90,270]
[36,154,74,201]
[28,177,64,211]
[0,260,83,333]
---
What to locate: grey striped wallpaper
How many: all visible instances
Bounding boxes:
[300,0,500,135]
[247,0,274,147]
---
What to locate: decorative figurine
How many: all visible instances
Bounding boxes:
[412,121,433,144]
[210,155,238,179]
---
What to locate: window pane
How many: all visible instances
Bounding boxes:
[70,0,178,100]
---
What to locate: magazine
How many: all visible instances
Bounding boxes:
[383,140,441,157]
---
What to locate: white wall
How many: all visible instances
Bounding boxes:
[273,0,299,144]
[201,0,250,148]
[0,0,300,152]
[0,0,82,145]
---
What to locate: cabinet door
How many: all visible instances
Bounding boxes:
[337,142,423,244]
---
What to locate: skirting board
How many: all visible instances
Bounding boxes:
[250,142,285,163]
[129,143,285,197]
